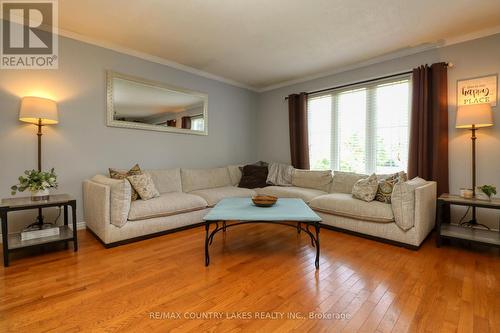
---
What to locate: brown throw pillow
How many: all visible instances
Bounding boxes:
[109,163,142,201]
[127,174,160,200]
[238,165,269,189]
[375,171,408,204]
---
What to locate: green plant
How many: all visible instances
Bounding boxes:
[477,184,497,198]
[11,168,58,195]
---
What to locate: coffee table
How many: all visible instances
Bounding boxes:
[203,198,322,269]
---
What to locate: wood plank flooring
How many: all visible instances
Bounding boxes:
[1,225,499,332]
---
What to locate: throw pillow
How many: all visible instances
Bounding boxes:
[238,165,269,189]
[127,173,160,200]
[109,163,143,201]
[352,173,378,202]
[375,171,408,204]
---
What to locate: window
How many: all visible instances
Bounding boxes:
[308,75,411,174]
[191,115,205,131]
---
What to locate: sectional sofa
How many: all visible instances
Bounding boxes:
[83,165,436,249]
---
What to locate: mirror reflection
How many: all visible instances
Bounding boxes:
[107,72,208,135]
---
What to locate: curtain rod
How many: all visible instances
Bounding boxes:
[284,62,452,100]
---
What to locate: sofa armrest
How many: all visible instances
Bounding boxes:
[83,180,111,243]
[413,181,437,245]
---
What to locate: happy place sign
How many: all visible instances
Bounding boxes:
[457,74,497,107]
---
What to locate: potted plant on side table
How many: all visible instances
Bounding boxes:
[477,184,497,201]
[11,168,58,201]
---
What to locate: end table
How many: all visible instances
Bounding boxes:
[0,194,77,267]
[436,193,500,248]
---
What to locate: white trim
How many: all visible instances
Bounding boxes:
[258,43,440,92]
[442,25,500,47]
[58,28,259,92]
[57,25,500,93]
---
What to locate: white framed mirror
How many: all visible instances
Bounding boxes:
[106,71,208,135]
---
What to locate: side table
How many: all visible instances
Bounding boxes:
[0,194,77,267]
[436,193,500,248]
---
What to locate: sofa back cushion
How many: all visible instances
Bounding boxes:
[292,169,332,192]
[330,171,367,194]
[181,167,232,192]
[145,169,182,193]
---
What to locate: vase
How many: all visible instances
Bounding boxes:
[31,189,50,201]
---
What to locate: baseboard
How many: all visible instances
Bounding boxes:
[0,221,86,243]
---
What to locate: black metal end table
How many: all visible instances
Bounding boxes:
[1,194,77,267]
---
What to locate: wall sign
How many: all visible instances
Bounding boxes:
[457,74,497,107]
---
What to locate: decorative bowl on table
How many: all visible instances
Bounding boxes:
[252,195,278,207]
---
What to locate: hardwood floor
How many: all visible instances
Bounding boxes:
[1,225,499,332]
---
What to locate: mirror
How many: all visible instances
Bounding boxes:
[106,71,208,135]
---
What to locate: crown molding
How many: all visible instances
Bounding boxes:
[256,43,440,92]
[56,25,500,94]
[257,27,500,92]
[57,29,259,92]
[442,25,500,46]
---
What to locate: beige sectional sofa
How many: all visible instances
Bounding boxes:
[83,165,436,249]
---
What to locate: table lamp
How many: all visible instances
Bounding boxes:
[19,96,58,226]
[455,103,493,228]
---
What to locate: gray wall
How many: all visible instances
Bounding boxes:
[257,33,500,229]
[0,36,258,230]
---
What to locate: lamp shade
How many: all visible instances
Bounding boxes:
[456,103,493,129]
[19,96,58,125]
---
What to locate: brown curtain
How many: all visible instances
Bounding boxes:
[181,116,191,129]
[288,92,310,169]
[408,62,449,196]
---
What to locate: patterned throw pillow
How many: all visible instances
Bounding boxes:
[109,164,142,201]
[352,174,379,202]
[375,171,408,204]
[127,174,160,200]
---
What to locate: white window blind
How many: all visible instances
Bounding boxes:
[308,75,411,174]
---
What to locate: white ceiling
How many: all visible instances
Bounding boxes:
[59,0,500,90]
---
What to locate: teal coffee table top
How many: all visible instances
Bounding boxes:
[203,198,321,222]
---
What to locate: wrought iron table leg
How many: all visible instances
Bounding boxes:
[223,221,227,232]
[314,222,320,269]
[205,222,210,266]
[297,222,301,234]
[1,210,9,267]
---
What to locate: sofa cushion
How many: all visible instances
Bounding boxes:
[145,169,182,193]
[257,186,327,203]
[330,171,367,194]
[391,177,428,230]
[181,167,232,192]
[91,174,131,227]
[309,193,394,223]
[128,192,208,221]
[190,186,257,206]
[292,169,332,191]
